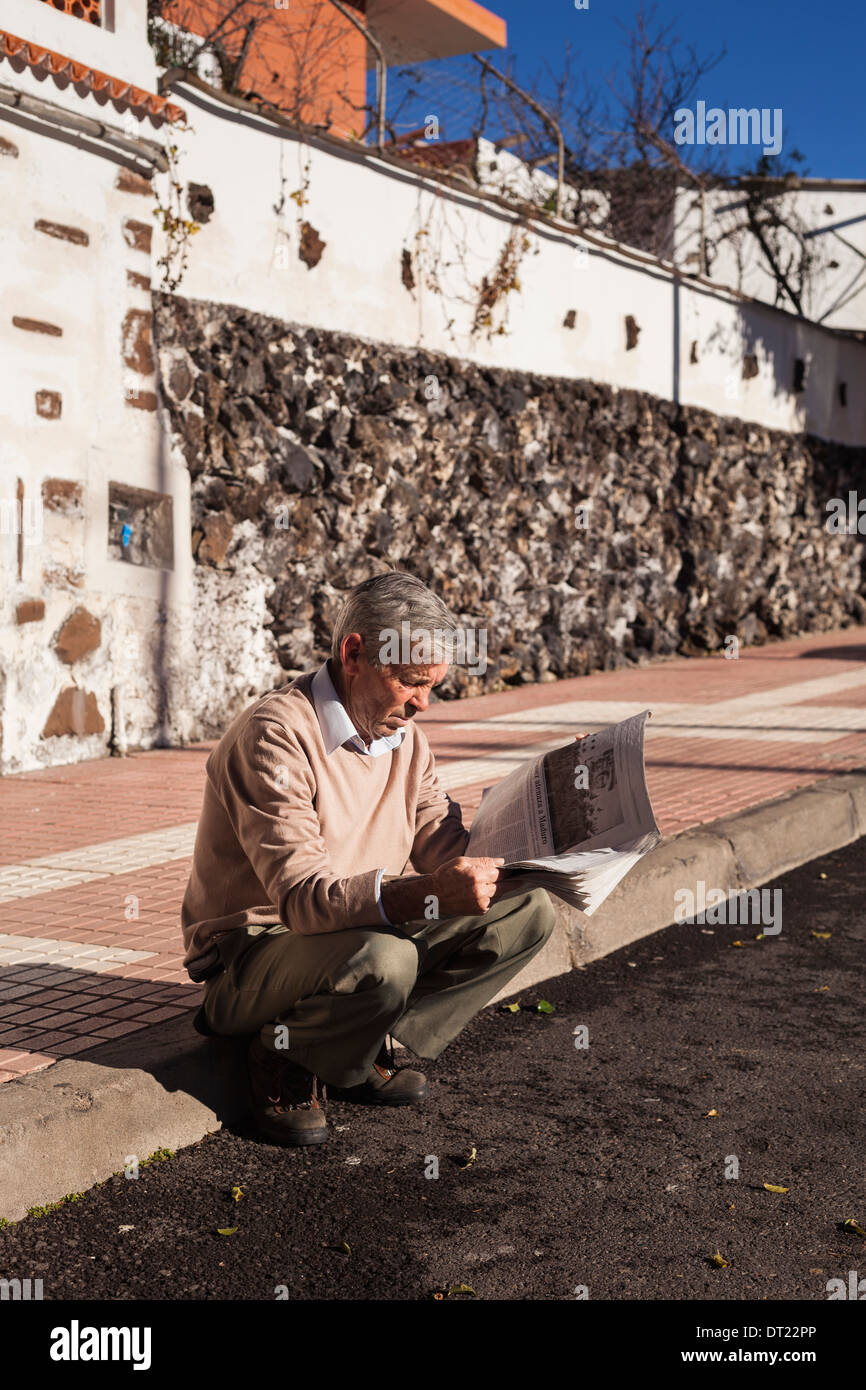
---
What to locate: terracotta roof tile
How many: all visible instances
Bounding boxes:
[0,28,185,123]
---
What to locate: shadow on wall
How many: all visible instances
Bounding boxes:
[699,291,851,429]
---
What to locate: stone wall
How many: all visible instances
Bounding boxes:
[154,292,866,719]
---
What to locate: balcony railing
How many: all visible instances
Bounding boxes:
[39,0,102,27]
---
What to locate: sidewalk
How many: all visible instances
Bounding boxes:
[1,626,866,1089]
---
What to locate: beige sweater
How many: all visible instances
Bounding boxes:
[180,670,469,967]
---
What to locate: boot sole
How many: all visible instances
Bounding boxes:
[257,1123,329,1147]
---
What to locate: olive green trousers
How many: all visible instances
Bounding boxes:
[202,888,555,1088]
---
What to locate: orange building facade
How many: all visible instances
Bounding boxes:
[159,0,507,138]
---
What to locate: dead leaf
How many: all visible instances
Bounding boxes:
[842,1218,866,1238]
[216,1227,238,1236]
[447,1284,477,1298]
[705,1109,718,1117]
[731,940,743,948]
[231,1186,243,1203]
[710,1250,729,1268]
[815,986,830,992]
[763,1183,789,1194]
[811,931,832,940]
[500,1001,520,1013]
[819,872,828,879]
[460,1147,478,1170]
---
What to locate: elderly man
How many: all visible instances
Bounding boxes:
[181,572,555,1146]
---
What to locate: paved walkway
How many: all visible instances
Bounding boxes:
[1,627,865,1084]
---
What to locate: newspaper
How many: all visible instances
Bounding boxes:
[466,711,661,915]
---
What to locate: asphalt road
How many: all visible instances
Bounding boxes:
[2,835,864,1303]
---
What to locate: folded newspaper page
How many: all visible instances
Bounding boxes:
[466,710,661,915]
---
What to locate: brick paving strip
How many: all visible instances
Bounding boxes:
[0,824,198,903]
[1,628,865,1218]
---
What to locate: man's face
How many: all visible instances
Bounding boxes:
[338,641,448,743]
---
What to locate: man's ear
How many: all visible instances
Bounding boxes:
[339,632,365,675]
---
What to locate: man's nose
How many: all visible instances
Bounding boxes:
[408,688,429,712]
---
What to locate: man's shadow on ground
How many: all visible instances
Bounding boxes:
[0,962,250,1126]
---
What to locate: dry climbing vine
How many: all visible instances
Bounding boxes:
[472,221,532,338]
[153,132,201,292]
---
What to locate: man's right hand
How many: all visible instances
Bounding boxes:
[430,856,505,916]
[380,856,505,925]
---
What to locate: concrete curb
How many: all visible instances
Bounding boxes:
[2,770,865,1221]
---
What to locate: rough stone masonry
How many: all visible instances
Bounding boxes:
[154,292,866,728]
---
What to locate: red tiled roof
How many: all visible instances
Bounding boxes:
[391,137,477,174]
[0,28,185,123]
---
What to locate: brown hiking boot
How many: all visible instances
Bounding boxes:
[336,1036,427,1107]
[247,1036,328,1146]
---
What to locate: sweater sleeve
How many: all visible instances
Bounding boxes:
[216,716,382,935]
[409,730,470,873]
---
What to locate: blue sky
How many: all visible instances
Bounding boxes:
[464,0,864,179]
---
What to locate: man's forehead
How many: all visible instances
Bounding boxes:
[388,662,449,684]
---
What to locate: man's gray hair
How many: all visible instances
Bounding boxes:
[331,571,458,668]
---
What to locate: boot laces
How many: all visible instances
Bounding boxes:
[374,1033,396,1079]
[269,1069,327,1112]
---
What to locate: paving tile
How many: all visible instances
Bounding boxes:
[136,1006,188,1022]
[75,979,136,996]
[58,1018,114,1036]
[104,1001,160,1020]
[36,1011,87,1030]
[50,1038,107,1056]
[4,1052,57,1074]
[2,1008,57,1025]
[17,989,74,1006]
[146,986,200,1002]
[0,1029,44,1047]
[75,997,128,1015]
[11,1031,74,1051]
[0,1048,31,1066]
[93,1021,152,1039]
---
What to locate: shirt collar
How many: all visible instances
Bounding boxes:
[310,661,406,758]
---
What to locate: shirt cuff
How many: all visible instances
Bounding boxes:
[375,867,394,926]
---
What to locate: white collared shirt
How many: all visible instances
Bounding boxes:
[311,661,406,759]
[310,661,405,924]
